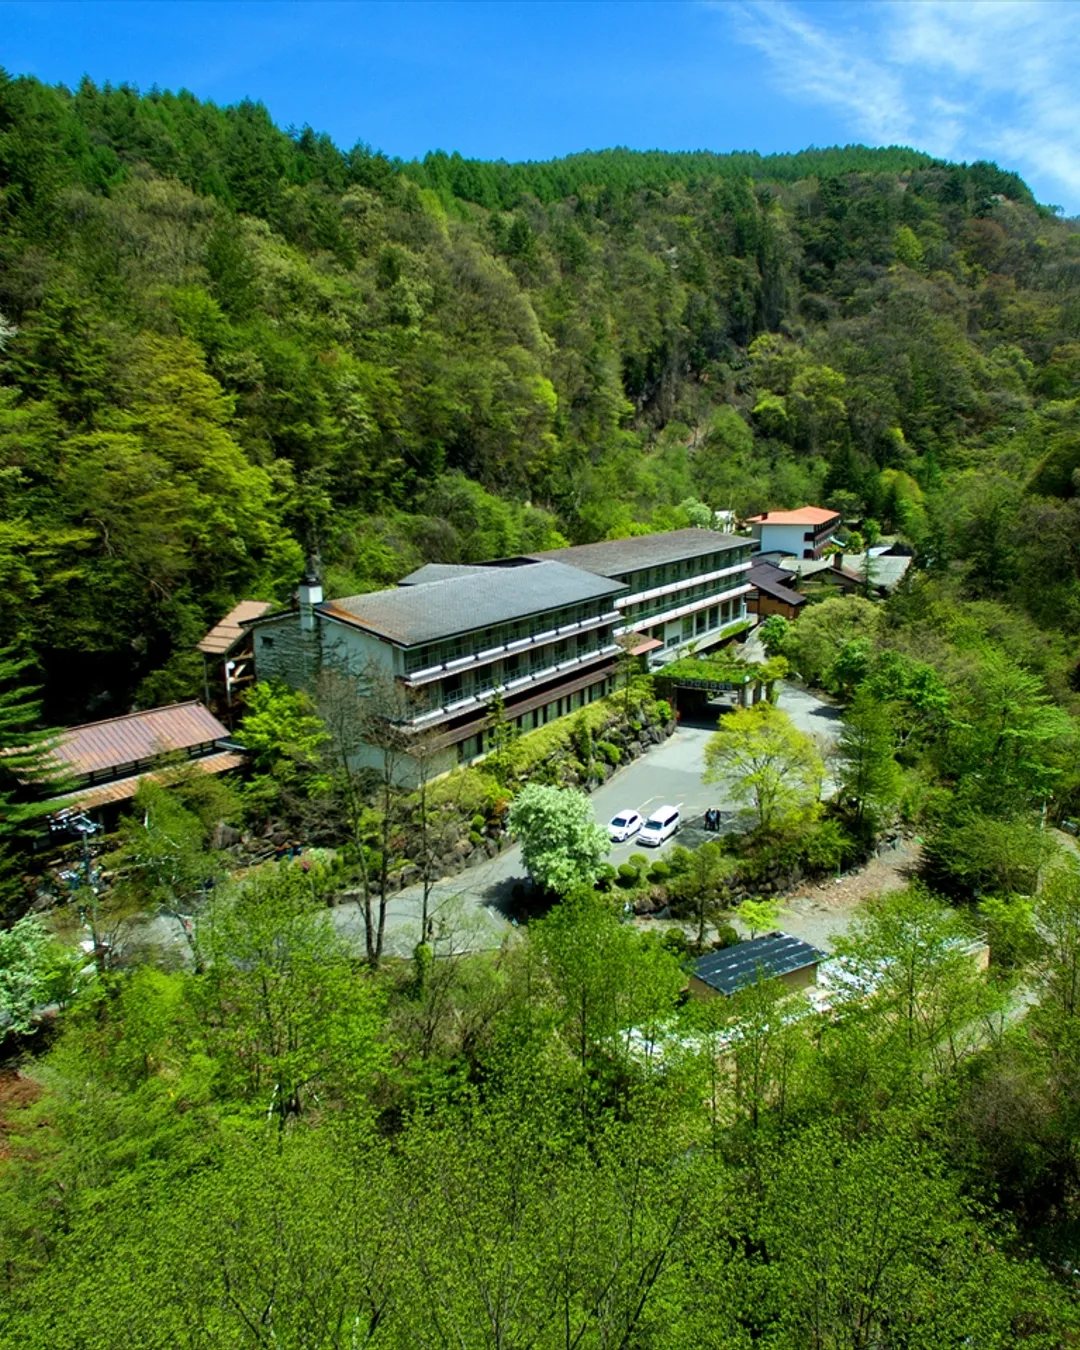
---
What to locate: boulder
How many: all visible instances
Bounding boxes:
[210,821,242,850]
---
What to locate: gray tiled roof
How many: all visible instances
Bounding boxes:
[398,563,488,586]
[528,528,747,579]
[749,561,806,607]
[692,932,824,996]
[319,561,626,647]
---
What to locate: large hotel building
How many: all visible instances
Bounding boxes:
[248,529,752,776]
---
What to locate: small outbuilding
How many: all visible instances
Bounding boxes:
[747,560,807,621]
[689,932,825,999]
[197,599,272,721]
[42,702,245,826]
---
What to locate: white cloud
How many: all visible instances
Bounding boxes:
[724,0,1080,212]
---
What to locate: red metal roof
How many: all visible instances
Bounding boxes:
[49,702,230,777]
[745,507,839,527]
[197,601,272,656]
[629,636,664,656]
[50,750,247,812]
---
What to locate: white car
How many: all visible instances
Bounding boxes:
[608,809,643,843]
[638,805,681,847]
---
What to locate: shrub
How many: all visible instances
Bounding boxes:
[617,863,640,886]
[711,923,740,950]
[469,830,484,847]
[660,928,690,958]
[654,699,672,723]
[595,863,618,891]
[507,695,629,776]
[628,852,649,871]
[470,814,486,832]
[597,740,621,766]
[648,860,671,882]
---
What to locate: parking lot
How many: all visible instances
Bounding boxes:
[359,680,843,953]
[591,724,729,862]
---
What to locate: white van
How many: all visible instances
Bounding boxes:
[638,805,680,847]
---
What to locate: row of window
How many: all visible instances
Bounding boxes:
[455,678,611,763]
[616,548,750,596]
[414,634,608,715]
[661,598,744,648]
[403,599,610,674]
[80,743,219,786]
[622,576,748,627]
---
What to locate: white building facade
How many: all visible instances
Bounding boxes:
[529,529,753,667]
[745,506,840,560]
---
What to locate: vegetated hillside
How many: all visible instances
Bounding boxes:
[0,70,1079,724]
[9,75,1080,1348]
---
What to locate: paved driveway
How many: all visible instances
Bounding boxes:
[365,721,719,955]
[370,681,839,954]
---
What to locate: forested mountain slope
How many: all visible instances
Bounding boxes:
[1,71,1078,720]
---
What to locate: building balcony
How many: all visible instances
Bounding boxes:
[421,658,620,753]
[649,614,750,667]
[402,610,621,686]
[614,559,750,612]
[405,644,621,728]
[614,582,752,638]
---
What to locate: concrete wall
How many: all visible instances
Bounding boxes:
[252,612,320,689]
[754,523,814,557]
[252,611,397,692]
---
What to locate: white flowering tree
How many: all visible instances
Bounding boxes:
[508,783,610,895]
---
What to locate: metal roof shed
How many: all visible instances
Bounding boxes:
[197,601,273,656]
[690,932,825,998]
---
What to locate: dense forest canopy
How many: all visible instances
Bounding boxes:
[0,68,1078,727]
[7,68,1080,1348]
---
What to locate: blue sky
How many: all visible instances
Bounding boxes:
[4,0,1080,213]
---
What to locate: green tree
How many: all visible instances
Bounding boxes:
[0,646,64,918]
[197,862,384,1122]
[532,889,683,1075]
[106,781,222,971]
[756,1126,1066,1349]
[704,703,823,836]
[508,783,610,895]
[0,914,81,1041]
[782,595,881,688]
[836,687,901,828]
[235,679,329,812]
[757,613,790,656]
[832,886,996,1078]
[484,687,519,784]
[737,896,786,939]
[668,841,737,950]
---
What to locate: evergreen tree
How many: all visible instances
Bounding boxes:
[0,646,64,918]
